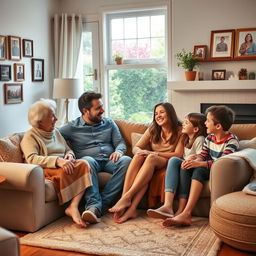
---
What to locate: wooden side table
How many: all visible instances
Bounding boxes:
[0,176,6,184]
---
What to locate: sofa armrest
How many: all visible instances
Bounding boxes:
[0,162,44,191]
[210,157,253,205]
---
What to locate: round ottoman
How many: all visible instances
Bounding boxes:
[210,191,256,252]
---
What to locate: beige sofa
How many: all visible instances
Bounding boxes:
[0,120,255,232]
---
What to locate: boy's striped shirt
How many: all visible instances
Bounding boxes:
[197,132,239,169]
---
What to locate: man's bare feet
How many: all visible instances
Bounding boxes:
[108,195,131,213]
[65,206,87,228]
[162,212,192,227]
[116,207,137,224]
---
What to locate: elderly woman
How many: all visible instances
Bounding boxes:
[20,99,92,228]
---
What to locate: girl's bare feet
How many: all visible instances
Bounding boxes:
[116,207,137,224]
[162,212,192,227]
[65,206,87,228]
[113,208,126,223]
[154,205,174,216]
[108,195,131,213]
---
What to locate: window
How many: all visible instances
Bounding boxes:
[105,7,168,122]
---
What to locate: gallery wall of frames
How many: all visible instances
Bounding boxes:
[0,35,44,104]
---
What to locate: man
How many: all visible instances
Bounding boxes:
[17,66,23,79]
[216,36,228,52]
[59,91,131,224]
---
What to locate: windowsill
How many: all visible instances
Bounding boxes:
[106,63,166,70]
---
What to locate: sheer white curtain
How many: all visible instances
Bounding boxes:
[53,13,82,125]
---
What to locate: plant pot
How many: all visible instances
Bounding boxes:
[115,58,123,65]
[185,71,197,81]
[239,75,247,80]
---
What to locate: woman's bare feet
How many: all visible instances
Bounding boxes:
[116,207,137,224]
[108,195,132,213]
[65,205,87,228]
[113,208,126,223]
[162,212,192,227]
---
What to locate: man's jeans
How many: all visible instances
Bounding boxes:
[82,155,131,214]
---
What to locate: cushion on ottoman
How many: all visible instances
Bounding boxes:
[210,191,256,252]
[0,227,20,256]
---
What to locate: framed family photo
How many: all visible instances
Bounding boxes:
[0,35,7,60]
[4,83,23,104]
[194,45,207,60]
[234,28,256,60]
[23,39,33,57]
[210,30,235,60]
[14,63,25,82]
[8,36,21,60]
[212,69,226,80]
[32,58,44,81]
[0,65,11,81]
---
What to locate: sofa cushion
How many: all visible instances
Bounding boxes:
[0,134,23,163]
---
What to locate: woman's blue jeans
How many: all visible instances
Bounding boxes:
[165,157,209,199]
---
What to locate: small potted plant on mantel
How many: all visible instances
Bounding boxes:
[175,49,199,81]
[113,52,123,65]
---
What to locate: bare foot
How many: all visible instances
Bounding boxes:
[108,195,131,213]
[65,206,87,228]
[162,212,192,227]
[116,207,137,224]
[155,205,174,216]
[113,208,126,223]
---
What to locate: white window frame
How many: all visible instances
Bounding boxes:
[100,1,171,116]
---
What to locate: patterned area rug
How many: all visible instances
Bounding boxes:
[20,212,221,256]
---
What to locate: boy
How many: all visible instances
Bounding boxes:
[162,105,239,227]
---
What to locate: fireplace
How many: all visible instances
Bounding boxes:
[200,103,256,124]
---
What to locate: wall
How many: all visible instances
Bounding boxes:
[172,0,256,81]
[60,0,256,81]
[0,0,59,137]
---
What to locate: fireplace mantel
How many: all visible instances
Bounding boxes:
[168,80,256,92]
[168,80,256,119]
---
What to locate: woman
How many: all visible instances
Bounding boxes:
[109,102,184,223]
[239,33,256,56]
[20,99,92,228]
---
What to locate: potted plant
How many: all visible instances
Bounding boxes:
[113,52,123,65]
[175,49,199,81]
[238,68,248,80]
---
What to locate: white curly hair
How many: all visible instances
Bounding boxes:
[28,99,56,128]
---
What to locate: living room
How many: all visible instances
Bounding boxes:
[0,0,256,255]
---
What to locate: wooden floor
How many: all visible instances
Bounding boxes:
[16,232,254,256]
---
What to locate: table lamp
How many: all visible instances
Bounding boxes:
[53,78,82,123]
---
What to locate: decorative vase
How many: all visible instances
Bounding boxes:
[249,72,255,80]
[239,75,247,80]
[185,71,197,81]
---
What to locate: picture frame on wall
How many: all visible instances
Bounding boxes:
[4,83,23,104]
[0,35,7,60]
[210,29,235,60]
[194,45,207,60]
[14,63,25,82]
[8,36,21,60]
[32,58,44,82]
[22,39,33,57]
[234,28,256,60]
[212,69,226,80]
[0,65,11,81]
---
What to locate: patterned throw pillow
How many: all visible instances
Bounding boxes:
[0,133,24,163]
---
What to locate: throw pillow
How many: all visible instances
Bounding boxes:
[239,138,256,150]
[131,132,143,149]
[0,133,23,163]
[243,180,256,196]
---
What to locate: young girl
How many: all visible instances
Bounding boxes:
[108,102,184,223]
[147,112,207,219]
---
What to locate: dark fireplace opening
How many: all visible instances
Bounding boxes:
[200,103,256,124]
